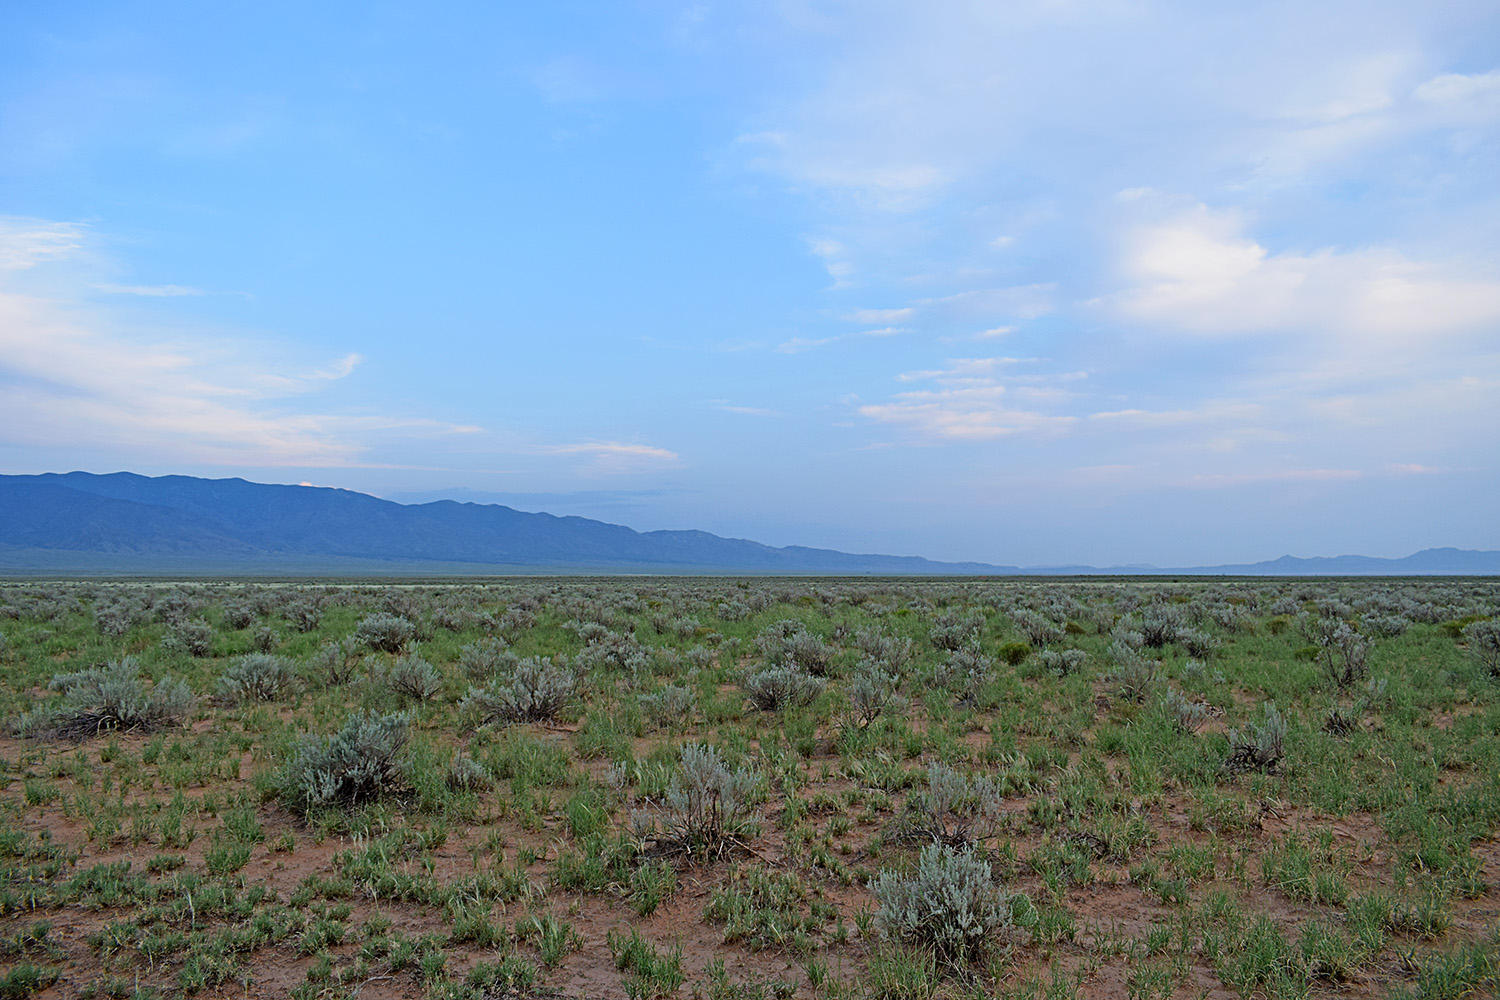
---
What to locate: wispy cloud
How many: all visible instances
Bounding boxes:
[0,221,473,467]
[92,282,209,297]
[0,218,88,270]
[1186,468,1363,488]
[539,441,680,474]
[859,357,1078,441]
[709,399,781,417]
[806,236,855,287]
[845,306,914,324]
[775,326,908,353]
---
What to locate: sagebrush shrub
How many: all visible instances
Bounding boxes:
[1138,606,1187,648]
[383,653,442,701]
[1225,703,1287,774]
[755,621,834,675]
[640,684,696,729]
[847,661,898,727]
[461,657,576,724]
[889,762,1008,848]
[216,653,296,704]
[458,637,517,680]
[1011,611,1062,648]
[1107,643,1159,702]
[94,607,135,638]
[1162,688,1208,734]
[224,602,256,630]
[1035,648,1086,676]
[18,659,192,740]
[1361,612,1409,639]
[870,843,1011,964]
[1176,627,1221,660]
[931,648,991,696]
[742,665,824,711]
[663,743,762,851]
[308,637,360,685]
[854,628,914,669]
[162,619,213,657]
[929,610,983,651]
[446,751,490,792]
[277,711,409,814]
[249,625,279,653]
[1463,619,1500,676]
[287,599,323,633]
[354,613,416,653]
[1301,615,1371,688]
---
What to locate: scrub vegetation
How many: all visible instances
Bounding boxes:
[0,576,1497,999]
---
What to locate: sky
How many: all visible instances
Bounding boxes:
[1,0,1498,567]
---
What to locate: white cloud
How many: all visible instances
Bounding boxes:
[0,218,88,270]
[860,356,1077,441]
[1112,201,1500,341]
[1413,68,1500,107]
[775,325,908,353]
[93,282,208,297]
[0,221,481,467]
[540,441,680,475]
[845,306,914,324]
[775,335,839,354]
[711,399,781,417]
[544,442,678,460]
[806,236,855,286]
[1088,402,1264,427]
[1185,468,1363,488]
[859,389,1074,441]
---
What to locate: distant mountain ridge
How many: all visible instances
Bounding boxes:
[0,472,1495,576]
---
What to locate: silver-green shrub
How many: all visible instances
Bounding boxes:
[1011,610,1062,648]
[742,665,824,711]
[1162,688,1208,734]
[308,637,361,685]
[216,653,296,704]
[354,612,416,653]
[161,618,213,657]
[459,637,518,680]
[1175,627,1220,660]
[1463,619,1500,676]
[18,658,192,740]
[1035,648,1086,676]
[659,743,758,851]
[277,711,409,814]
[755,621,834,675]
[640,684,696,729]
[1301,614,1371,688]
[870,843,1011,964]
[889,762,1010,847]
[1225,703,1287,774]
[446,751,490,792]
[460,656,576,724]
[383,653,442,702]
[1107,642,1159,702]
[847,660,898,727]
[929,610,983,651]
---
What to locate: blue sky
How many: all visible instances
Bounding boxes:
[2,1,1497,566]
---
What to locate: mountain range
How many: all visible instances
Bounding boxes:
[0,472,1495,576]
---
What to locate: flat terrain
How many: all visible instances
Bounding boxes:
[0,578,1496,999]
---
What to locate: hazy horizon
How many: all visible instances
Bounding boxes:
[3,2,1497,567]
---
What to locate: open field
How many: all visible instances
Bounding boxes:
[0,578,1497,1000]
